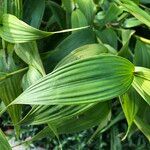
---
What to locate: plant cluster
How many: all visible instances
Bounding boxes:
[0,0,150,149]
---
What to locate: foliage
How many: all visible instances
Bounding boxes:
[0,0,150,149]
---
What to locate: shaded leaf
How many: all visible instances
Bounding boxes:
[23,0,45,28]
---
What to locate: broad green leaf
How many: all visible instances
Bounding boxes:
[15,42,45,75]
[134,39,150,68]
[0,14,88,43]
[100,112,124,133]
[22,66,42,90]
[133,67,150,105]
[123,17,142,28]
[13,102,111,145]
[55,43,109,69]
[119,29,135,46]
[71,9,88,28]
[11,55,134,105]
[19,43,108,125]
[96,28,118,49]
[2,0,22,18]
[15,42,45,90]
[19,104,95,125]
[55,102,111,134]
[43,29,96,72]
[118,0,150,27]
[23,0,45,28]
[0,129,11,150]
[134,116,150,142]
[120,87,141,139]
[103,3,123,24]
[0,50,24,135]
[118,29,135,61]
[76,0,96,24]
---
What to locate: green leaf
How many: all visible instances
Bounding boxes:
[76,0,96,24]
[15,42,45,75]
[0,129,11,150]
[23,0,45,28]
[11,55,134,105]
[46,1,66,29]
[134,116,150,142]
[123,17,142,28]
[19,43,109,125]
[0,50,25,135]
[118,0,150,27]
[2,0,22,18]
[71,9,88,28]
[19,104,95,125]
[55,43,109,69]
[22,66,42,90]
[134,39,150,68]
[0,14,88,43]
[55,102,111,134]
[120,87,141,139]
[103,3,123,24]
[96,28,118,49]
[118,29,135,61]
[62,0,74,13]
[13,102,111,145]
[43,29,96,72]
[133,67,150,105]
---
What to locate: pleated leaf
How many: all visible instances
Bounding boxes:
[12,102,111,145]
[11,55,134,105]
[0,14,88,43]
[55,102,111,134]
[19,104,95,125]
[19,43,108,125]
[133,67,150,105]
[76,0,95,24]
[134,39,150,68]
[55,43,109,69]
[43,29,96,72]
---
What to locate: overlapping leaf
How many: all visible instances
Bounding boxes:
[19,43,109,125]
[0,14,88,43]
[118,0,150,27]
[9,55,134,105]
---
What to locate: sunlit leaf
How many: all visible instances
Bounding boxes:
[10,55,134,105]
[0,14,88,43]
